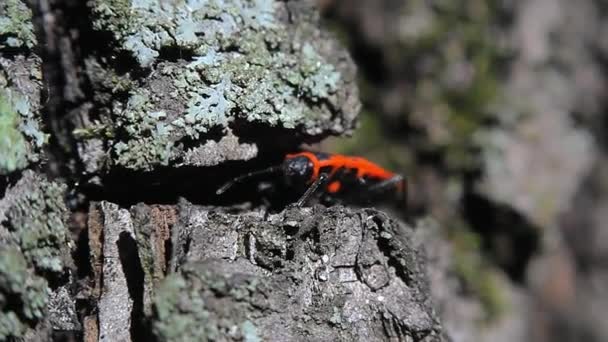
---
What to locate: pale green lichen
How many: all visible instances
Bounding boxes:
[177,76,233,138]
[0,172,70,338]
[89,0,353,171]
[0,88,28,174]
[241,320,261,342]
[0,311,25,341]
[0,246,49,340]
[152,268,218,341]
[0,0,37,49]
[0,58,47,173]
[1,171,71,274]
[151,261,260,342]
[112,88,177,170]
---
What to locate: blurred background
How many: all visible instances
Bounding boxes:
[316,0,608,341]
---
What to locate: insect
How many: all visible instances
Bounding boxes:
[216,151,406,207]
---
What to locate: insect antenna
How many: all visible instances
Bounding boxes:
[216,165,282,195]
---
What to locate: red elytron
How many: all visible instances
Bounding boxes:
[217,151,406,206]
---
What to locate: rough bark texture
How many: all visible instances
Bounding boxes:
[322,0,608,341]
[77,0,360,175]
[1,0,445,341]
[4,0,608,341]
[86,202,442,341]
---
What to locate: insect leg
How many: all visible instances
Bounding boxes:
[295,173,329,207]
[357,176,368,186]
[216,165,282,195]
[366,175,407,203]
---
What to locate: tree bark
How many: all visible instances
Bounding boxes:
[1,0,445,341]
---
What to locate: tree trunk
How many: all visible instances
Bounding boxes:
[1,0,444,341]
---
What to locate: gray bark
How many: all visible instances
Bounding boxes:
[88,201,442,341]
[1,0,444,341]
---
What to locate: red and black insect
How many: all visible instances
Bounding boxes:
[216,152,406,206]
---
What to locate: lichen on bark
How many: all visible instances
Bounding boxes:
[0,56,46,174]
[0,0,37,49]
[81,0,360,172]
[148,203,441,341]
[1,171,72,274]
[0,246,49,341]
[0,171,73,340]
[0,89,28,174]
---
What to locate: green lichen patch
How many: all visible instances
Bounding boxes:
[87,0,358,171]
[0,88,28,174]
[151,260,262,342]
[0,0,36,49]
[0,246,49,341]
[1,171,71,274]
[0,57,47,173]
